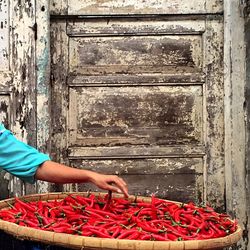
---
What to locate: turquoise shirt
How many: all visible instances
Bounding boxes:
[0,123,50,183]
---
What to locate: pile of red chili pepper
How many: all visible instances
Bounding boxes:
[0,194,237,241]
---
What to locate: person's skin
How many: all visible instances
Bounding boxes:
[35,161,129,197]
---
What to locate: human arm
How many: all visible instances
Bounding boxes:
[35,160,129,197]
[0,124,129,197]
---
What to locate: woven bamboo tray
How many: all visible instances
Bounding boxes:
[0,192,242,250]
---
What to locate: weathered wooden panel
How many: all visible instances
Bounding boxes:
[0,94,9,128]
[0,0,13,200]
[50,21,69,166]
[226,1,249,248]
[6,0,37,196]
[69,35,202,75]
[68,74,205,86]
[68,145,205,159]
[67,19,206,36]
[0,0,9,71]
[69,85,203,147]
[64,0,223,15]
[70,158,203,203]
[36,0,52,194]
[203,18,224,209]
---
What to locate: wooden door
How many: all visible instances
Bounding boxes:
[50,1,224,208]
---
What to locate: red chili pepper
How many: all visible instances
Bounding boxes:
[140,233,151,240]
[23,219,40,228]
[117,229,139,239]
[151,194,158,220]
[199,227,215,239]
[87,228,111,238]
[127,231,140,240]
[86,207,119,219]
[165,232,178,241]
[151,233,167,241]
[111,227,122,238]
[15,198,36,213]
[136,219,165,234]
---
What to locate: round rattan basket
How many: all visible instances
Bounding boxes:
[0,192,242,250]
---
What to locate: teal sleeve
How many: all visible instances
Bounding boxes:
[0,126,51,184]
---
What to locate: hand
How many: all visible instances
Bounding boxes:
[36,161,129,197]
[89,172,129,197]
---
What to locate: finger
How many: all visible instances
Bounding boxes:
[111,179,129,197]
[106,184,122,194]
[118,177,127,187]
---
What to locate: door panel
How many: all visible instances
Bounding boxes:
[67,19,206,36]
[69,36,202,75]
[51,9,223,206]
[69,86,202,147]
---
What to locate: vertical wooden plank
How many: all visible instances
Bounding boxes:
[9,0,36,196]
[224,1,248,249]
[50,20,69,192]
[36,0,51,194]
[203,17,224,210]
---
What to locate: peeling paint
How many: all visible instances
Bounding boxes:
[35,0,51,193]
[0,96,9,127]
[0,0,9,71]
[69,86,202,147]
[66,0,223,15]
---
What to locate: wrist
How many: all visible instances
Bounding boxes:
[82,170,98,183]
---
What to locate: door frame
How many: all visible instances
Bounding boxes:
[224,0,248,248]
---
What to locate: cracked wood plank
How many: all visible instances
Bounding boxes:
[36,0,51,194]
[8,0,37,196]
[58,0,223,15]
[204,17,224,210]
